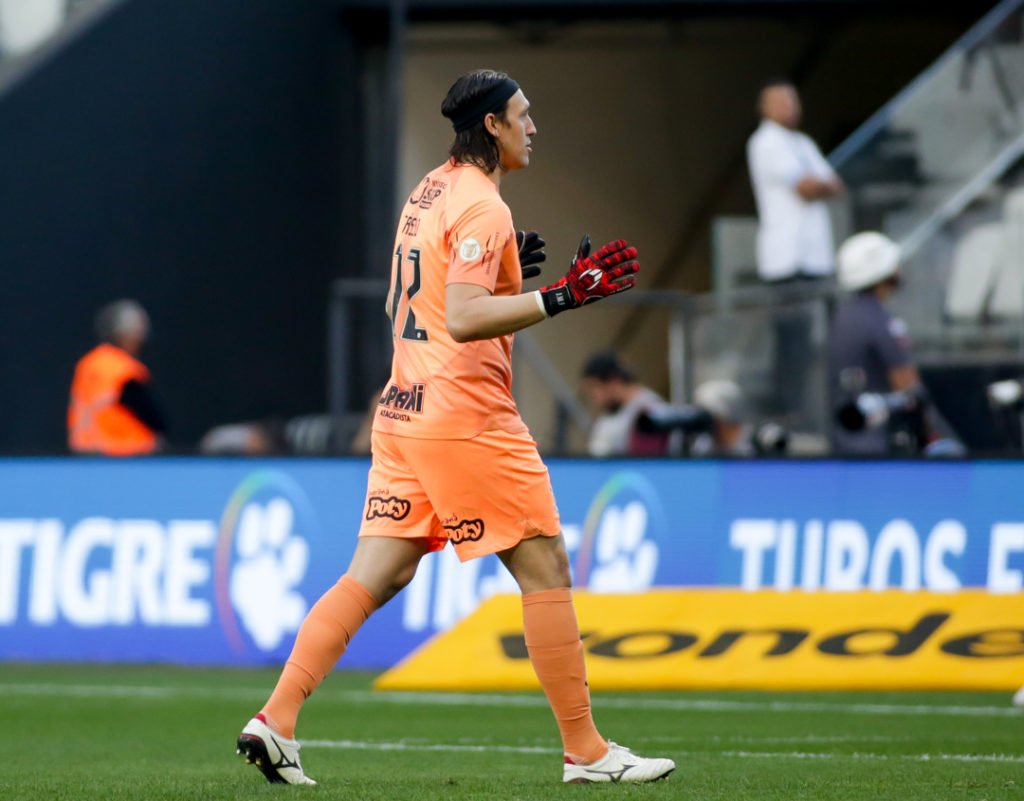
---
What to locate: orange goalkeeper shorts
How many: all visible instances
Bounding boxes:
[358,428,561,561]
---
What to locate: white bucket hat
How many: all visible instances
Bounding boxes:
[837,231,901,291]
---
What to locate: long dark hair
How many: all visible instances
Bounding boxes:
[441,69,511,173]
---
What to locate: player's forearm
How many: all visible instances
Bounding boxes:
[446,290,547,342]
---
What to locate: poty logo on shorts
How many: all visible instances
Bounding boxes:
[366,496,411,521]
[575,472,664,592]
[214,471,318,654]
[444,518,485,545]
[458,238,482,262]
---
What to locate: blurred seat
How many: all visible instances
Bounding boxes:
[989,187,1024,318]
[944,221,1004,321]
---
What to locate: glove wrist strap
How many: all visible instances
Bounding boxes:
[533,290,550,318]
[539,285,574,317]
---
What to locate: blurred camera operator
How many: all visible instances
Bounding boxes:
[639,379,788,458]
[827,232,945,456]
[580,352,672,457]
[689,380,755,458]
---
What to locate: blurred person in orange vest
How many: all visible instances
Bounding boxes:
[68,299,167,455]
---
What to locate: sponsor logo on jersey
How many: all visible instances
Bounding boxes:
[444,518,485,545]
[379,383,425,414]
[366,496,412,521]
[409,177,446,209]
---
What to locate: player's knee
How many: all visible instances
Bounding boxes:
[548,545,572,587]
[378,561,419,604]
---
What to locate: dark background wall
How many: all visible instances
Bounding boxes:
[0,0,358,452]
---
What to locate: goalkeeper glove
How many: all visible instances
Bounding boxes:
[516,230,546,280]
[537,235,638,317]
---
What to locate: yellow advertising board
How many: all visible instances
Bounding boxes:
[375,590,1024,691]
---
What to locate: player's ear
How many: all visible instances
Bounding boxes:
[484,112,501,138]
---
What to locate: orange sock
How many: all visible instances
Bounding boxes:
[522,587,607,764]
[260,574,378,738]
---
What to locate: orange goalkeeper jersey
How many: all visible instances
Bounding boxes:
[373,160,528,440]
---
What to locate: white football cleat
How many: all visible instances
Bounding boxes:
[1014,685,1024,707]
[236,714,317,785]
[563,741,675,783]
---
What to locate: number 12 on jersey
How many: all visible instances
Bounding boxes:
[390,244,429,342]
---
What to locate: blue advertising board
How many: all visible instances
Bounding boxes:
[0,458,1021,668]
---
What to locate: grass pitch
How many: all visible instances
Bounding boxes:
[1,663,1021,800]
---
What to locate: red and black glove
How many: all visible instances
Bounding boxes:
[538,235,639,317]
[516,230,546,280]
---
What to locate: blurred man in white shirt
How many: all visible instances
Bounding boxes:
[747,79,843,282]
[747,79,843,419]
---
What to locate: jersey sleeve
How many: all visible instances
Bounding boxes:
[446,197,514,292]
[802,135,837,180]
[868,311,911,371]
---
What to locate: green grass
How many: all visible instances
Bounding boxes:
[1,663,1021,800]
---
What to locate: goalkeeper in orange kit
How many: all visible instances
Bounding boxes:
[235,68,675,786]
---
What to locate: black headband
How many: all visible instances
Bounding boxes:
[449,78,520,133]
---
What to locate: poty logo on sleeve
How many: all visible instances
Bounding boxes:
[214,471,319,654]
[458,238,482,262]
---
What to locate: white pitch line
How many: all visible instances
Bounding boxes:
[302,740,1024,764]
[720,750,1024,764]
[303,739,559,755]
[638,734,907,745]
[1,683,1022,719]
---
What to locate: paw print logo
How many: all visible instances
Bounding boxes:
[229,497,309,651]
[589,501,659,592]
[574,472,665,591]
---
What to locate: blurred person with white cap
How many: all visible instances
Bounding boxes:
[827,232,921,456]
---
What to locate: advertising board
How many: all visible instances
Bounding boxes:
[0,459,1020,668]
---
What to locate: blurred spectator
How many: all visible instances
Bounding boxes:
[748,79,843,419]
[689,380,755,457]
[828,232,923,456]
[747,78,843,283]
[199,421,285,456]
[68,299,166,455]
[581,352,671,457]
[200,414,349,456]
